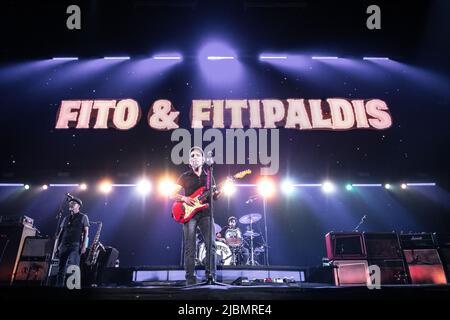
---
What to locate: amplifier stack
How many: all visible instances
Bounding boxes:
[325,231,449,286]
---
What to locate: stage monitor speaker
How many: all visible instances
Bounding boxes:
[403,249,447,284]
[0,224,37,285]
[331,260,369,286]
[364,232,402,259]
[368,259,408,285]
[325,232,367,260]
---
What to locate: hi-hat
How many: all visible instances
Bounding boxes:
[239,213,262,224]
[243,231,260,237]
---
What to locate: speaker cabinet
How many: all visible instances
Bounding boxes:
[331,260,369,286]
[403,249,447,284]
[368,259,408,285]
[0,225,37,285]
[326,232,367,260]
[12,237,53,286]
[364,232,402,259]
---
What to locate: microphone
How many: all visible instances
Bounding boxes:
[205,151,214,166]
[66,193,74,200]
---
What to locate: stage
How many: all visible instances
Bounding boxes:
[1,283,449,300]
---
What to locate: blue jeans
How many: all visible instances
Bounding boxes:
[56,243,80,287]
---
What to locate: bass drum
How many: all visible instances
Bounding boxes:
[198,241,232,266]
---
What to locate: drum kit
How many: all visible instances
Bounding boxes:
[196,213,266,266]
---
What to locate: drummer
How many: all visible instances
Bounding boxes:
[216,216,249,265]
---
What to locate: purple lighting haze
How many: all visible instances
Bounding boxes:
[259,55,288,60]
[197,40,243,86]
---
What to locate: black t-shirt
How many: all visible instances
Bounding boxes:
[177,169,210,217]
[59,212,89,245]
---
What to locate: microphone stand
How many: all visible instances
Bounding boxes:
[45,194,69,286]
[353,215,367,232]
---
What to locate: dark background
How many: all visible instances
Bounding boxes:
[0,0,449,267]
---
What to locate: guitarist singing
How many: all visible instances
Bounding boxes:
[171,146,222,285]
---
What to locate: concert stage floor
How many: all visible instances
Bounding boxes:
[1,283,449,300]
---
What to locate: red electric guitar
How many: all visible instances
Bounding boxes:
[172,169,251,223]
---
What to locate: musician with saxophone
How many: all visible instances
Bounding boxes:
[171,146,222,285]
[54,196,89,287]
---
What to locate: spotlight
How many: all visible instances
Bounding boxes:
[136,179,152,195]
[24,184,30,190]
[222,179,236,196]
[42,184,48,190]
[257,178,276,198]
[346,184,353,191]
[158,178,177,197]
[281,179,295,195]
[79,183,87,191]
[401,183,407,190]
[384,183,391,190]
[99,180,113,194]
[322,181,335,193]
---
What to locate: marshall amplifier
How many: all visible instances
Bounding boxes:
[325,232,367,260]
[364,232,402,259]
[400,233,437,249]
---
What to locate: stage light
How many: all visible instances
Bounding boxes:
[24,184,30,190]
[281,179,295,195]
[103,56,130,60]
[52,57,78,61]
[136,179,152,195]
[158,178,177,197]
[79,183,87,190]
[99,180,113,194]
[384,183,391,190]
[0,183,24,187]
[152,55,182,60]
[401,183,407,190]
[257,178,276,198]
[322,181,335,193]
[312,56,339,60]
[363,57,390,61]
[406,183,436,187]
[42,184,48,190]
[222,179,236,196]
[207,56,235,60]
[346,184,353,191]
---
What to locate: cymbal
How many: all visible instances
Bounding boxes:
[243,231,260,237]
[239,213,262,224]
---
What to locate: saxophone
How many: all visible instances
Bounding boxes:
[86,221,103,266]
